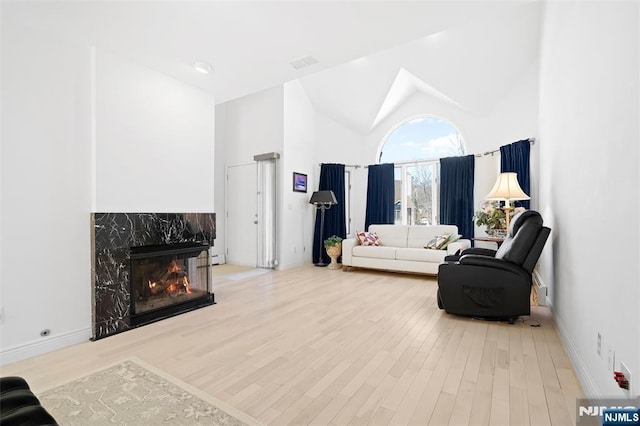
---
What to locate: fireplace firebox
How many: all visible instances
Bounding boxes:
[129,242,215,327]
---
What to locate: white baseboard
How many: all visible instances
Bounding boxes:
[0,327,91,367]
[552,309,602,400]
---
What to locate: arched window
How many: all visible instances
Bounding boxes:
[379,116,466,225]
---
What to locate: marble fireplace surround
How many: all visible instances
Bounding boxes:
[91,213,216,340]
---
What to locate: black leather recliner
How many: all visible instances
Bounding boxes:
[437,210,551,322]
[0,376,58,426]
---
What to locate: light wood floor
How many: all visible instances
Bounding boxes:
[2,264,584,425]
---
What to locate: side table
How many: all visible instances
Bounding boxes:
[473,236,505,248]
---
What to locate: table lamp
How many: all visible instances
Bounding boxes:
[485,172,530,231]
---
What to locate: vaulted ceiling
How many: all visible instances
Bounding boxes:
[4,0,542,134]
[298,2,542,134]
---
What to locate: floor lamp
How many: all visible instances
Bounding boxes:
[485,172,530,231]
[310,190,337,267]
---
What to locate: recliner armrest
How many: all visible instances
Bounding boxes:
[459,255,529,279]
[443,246,496,262]
[461,247,497,257]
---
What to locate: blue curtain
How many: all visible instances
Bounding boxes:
[364,163,395,230]
[312,164,346,264]
[500,139,531,209]
[440,155,475,240]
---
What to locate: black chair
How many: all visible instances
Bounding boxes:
[437,210,550,323]
[0,376,58,426]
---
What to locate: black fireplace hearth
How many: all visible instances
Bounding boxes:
[92,212,216,340]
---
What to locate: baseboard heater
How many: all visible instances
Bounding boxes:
[533,270,547,306]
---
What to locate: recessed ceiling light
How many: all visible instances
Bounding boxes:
[193,61,212,74]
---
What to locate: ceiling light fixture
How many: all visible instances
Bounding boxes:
[193,61,212,74]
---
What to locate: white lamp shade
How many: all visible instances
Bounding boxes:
[486,172,530,202]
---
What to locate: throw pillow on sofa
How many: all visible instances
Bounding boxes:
[441,233,462,249]
[425,234,450,249]
[357,231,381,246]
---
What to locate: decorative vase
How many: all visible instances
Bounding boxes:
[325,243,342,270]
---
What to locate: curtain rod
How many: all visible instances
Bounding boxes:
[361,138,537,168]
[319,138,535,169]
[318,163,361,169]
[474,137,536,158]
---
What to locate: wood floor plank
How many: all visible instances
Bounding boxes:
[408,321,463,424]
[332,383,377,425]
[306,361,353,398]
[1,265,585,425]
[521,326,552,426]
[448,321,488,425]
[289,394,332,426]
[369,406,396,425]
[470,373,494,426]
[309,393,350,426]
[388,359,432,426]
[354,372,398,423]
[489,326,511,426]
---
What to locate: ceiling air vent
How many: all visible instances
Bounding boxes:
[290,55,319,70]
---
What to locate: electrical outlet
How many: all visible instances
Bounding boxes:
[597,332,602,357]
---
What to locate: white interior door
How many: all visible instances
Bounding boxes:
[226,164,257,266]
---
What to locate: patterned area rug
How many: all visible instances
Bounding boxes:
[39,358,260,425]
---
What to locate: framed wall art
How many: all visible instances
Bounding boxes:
[293,172,307,193]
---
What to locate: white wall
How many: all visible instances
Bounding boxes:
[95,50,215,212]
[1,23,93,362]
[216,86,284,167]
[314,114,366,234]
[538,0,639,398]
[0,22,216,365]
[281,81,318,269]
[214,86,284,265]
[212,106,228,261]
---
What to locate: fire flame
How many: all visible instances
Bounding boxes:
[147,259,192,295]
[167,260,181,273]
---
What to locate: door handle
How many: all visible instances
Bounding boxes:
[253,220,258,224]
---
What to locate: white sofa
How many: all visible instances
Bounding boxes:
[342,224,471,275]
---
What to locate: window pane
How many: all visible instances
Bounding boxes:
[380,115,464,226]
[408,164,434,225]
[394,167,402,224]
[380,117,465,163]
